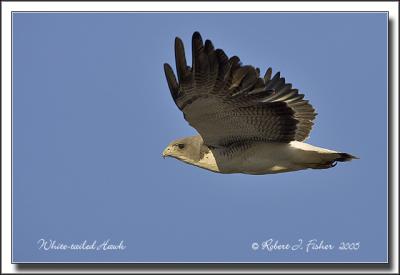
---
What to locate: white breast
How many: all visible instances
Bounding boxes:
[204,141,339,175]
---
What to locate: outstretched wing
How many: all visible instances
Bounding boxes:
[164,32,317,147]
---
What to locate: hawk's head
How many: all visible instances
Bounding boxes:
[162,135,221,173]
[162,135,203,164]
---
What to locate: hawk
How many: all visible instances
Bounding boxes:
[162,32,357,174]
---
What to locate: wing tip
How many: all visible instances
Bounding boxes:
[192,31,202,40]
[163,62,172,70]
[163,63,179,99]
[174,36,183,47]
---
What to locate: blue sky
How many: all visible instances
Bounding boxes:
[12,12,387,262]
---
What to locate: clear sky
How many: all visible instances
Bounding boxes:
[12,12,387,262]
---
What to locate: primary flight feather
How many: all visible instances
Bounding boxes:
[162,32,357,174]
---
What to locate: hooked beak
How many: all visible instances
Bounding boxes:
[162,148,170,159]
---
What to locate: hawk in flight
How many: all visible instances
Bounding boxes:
[162,32,357,174]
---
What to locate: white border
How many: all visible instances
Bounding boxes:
[1,1,398,274]
[0,1,397,12]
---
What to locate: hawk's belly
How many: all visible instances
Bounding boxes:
[205,141,338,175]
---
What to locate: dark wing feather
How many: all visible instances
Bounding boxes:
[164,32,317,147]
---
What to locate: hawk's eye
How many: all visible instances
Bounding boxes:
[177,144,185,149]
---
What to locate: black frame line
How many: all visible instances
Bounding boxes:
[1,5,396,273]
